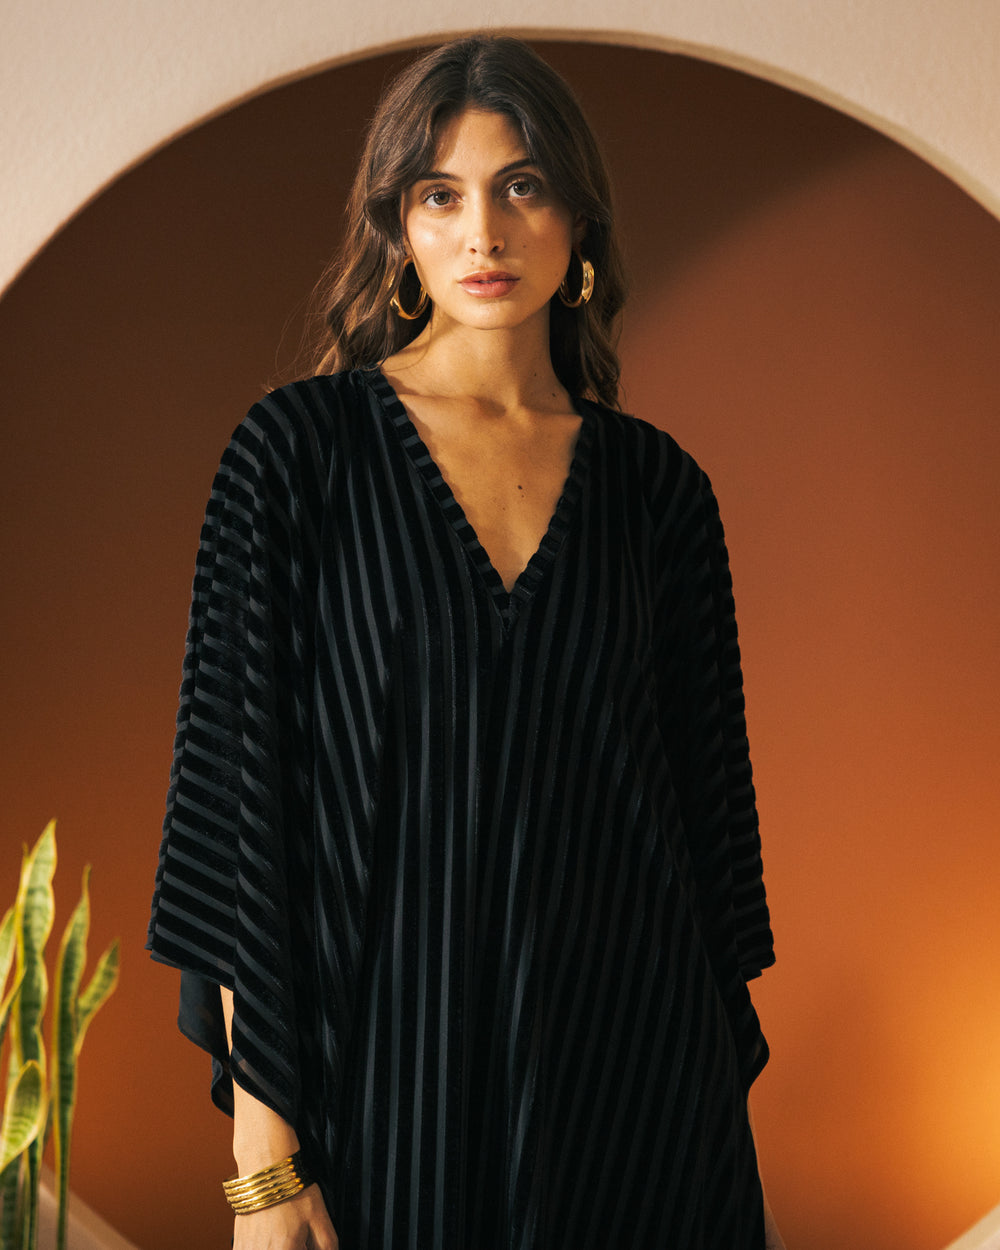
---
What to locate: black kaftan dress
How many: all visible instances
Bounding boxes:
[148,367,775,1250]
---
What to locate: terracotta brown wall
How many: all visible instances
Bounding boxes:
[1,43,998,1250]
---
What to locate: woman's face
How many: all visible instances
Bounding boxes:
[401,108,582,337]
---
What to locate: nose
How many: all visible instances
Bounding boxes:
[466,194,504,255]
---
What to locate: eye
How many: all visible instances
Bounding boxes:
[421,188,454,208]
[506,177,540,200]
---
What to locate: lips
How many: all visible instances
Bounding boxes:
[460,271,519,297]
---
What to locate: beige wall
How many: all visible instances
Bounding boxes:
[2,28,1000,1250]
[2,1,1000,296]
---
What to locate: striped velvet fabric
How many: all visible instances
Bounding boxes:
[148,367,774,1250]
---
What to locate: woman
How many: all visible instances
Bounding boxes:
[148,34,783,1250]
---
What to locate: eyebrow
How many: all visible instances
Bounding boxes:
[415,157,538,182]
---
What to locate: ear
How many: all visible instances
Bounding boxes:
[572,213,588,248]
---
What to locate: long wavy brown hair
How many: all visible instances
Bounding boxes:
[308,35,628,408]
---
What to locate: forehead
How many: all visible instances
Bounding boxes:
[429,107,530,169]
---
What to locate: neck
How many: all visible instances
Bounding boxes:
[389,313,567,413]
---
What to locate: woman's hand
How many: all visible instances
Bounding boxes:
[231,1183,339,1249]
[219,988,339,1247]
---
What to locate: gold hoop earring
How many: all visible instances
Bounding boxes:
[558,254,595,308]
[390,260,429,320]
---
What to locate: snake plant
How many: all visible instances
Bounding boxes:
[0,822,120,1249]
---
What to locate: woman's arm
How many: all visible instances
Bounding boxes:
[220,988,339,1250]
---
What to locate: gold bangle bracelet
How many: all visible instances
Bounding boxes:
[222,1151,313,1214]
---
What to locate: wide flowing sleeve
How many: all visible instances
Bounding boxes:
[147,389,326,1126]
[650,440,775,1085]
[689,472,773,974]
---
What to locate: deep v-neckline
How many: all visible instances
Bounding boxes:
[364,367,595,625]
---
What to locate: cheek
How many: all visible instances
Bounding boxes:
[539,210,576,253]
[407,223,452,271]
[538,223,575,268]
[403,204,438,254]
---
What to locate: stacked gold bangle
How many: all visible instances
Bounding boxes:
[222,1151,313,1214]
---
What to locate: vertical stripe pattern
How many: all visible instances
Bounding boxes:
[148,367,774,1250]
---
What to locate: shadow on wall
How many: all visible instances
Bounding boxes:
[1,40,999,1250]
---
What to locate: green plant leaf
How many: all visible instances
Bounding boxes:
[0,1156,23,1248]
[0,967,24,1061]
[13,822,57,1073]
[0,907,23,1055]
[10,824,57,1250]
[51,874,85,1250]
[1,822,117,1250]
[50,870,119,1250]
[0,1061,46,1174]
[0,907,15,996]
[75,940,119,1055]
[52,869,89,1250]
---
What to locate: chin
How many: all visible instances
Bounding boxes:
[450,298,552,332]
